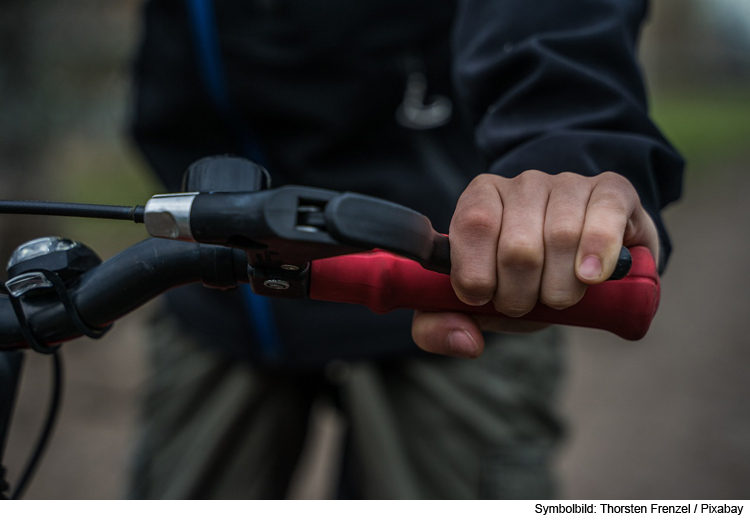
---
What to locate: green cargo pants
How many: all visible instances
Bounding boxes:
[128,311,564,499]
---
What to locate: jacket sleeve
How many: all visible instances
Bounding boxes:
[452,0,683,272]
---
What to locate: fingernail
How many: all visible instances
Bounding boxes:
[461,295,492,306]
[579,255,602,280]
[447,330,480,358]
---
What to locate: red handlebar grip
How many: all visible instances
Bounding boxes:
[309,246,660,340]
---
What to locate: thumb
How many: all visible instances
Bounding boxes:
[411,311,484,358]
[576,177,660,284]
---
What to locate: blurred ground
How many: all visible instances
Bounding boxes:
[2,0,750,499]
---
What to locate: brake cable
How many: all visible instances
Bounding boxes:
[8,351,62,500]
[0,200,145,223]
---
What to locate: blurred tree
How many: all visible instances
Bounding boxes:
[0,0,151,263]
[0,0,54,264]
[642,0,750,92]
[704,0,750,50]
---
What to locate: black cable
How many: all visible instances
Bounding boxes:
[10,350,63,500]
[0,200,144,223]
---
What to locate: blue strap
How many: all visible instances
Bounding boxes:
[187,0,283,361]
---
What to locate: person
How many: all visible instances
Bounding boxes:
[127,0,683,499]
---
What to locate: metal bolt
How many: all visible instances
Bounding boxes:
[280,264,299,271]
[263,279,290,290]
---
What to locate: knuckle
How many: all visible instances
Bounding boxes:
[597,172,639,202]
[515,170,551,190]
[590,192,629,216]
[494,297,536,318]
[452,271,496,298]
[599,171,628,184]
[468,173,501,191]
[540,288,585,310]
[584,226,621,248]
[473,172,499,183]
[553,171,582,183]
[517,169,548,180]
[451,206,499,236]
[498,237,544,271]
[544,223,581,250]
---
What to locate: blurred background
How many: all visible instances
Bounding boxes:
[1,0,748,499]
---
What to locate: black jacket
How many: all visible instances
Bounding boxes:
[131,0,683,367]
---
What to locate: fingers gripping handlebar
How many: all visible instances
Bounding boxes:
[310,247,658,340]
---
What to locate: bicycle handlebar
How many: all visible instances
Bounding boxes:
[0,157,663,350]
[0,239,659,351]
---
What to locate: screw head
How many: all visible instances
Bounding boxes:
[263,279,290,290]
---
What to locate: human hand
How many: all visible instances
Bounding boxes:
[411,170,659,358]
